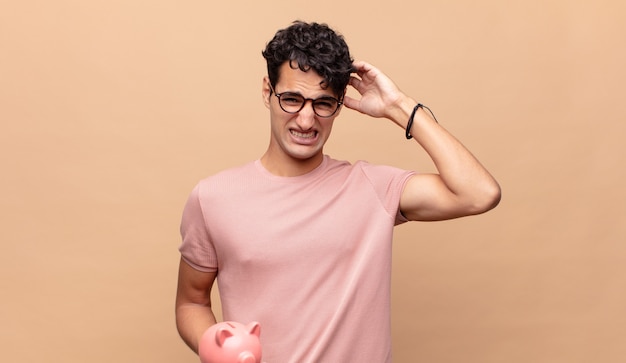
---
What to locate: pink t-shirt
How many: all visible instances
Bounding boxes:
[179,155,415,363]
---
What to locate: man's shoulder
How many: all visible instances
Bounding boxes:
[323,155,356,171]
[325,156,401,175]
[188,161,259,199]
[198,160,257,183]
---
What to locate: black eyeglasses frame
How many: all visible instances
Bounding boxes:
[268,84,343,118]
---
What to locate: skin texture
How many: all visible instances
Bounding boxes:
[345,60,501,220]
[260,62,342,177]
[175,59,501,353]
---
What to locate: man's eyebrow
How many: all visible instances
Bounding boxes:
[281,90,338,99]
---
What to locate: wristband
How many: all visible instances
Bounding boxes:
[405,103,438,139]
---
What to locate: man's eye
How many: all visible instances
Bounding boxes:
[315,99,337,110]
[282,94,303,105]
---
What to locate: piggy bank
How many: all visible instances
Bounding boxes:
[198,321,262,363]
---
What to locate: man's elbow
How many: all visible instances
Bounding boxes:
[471,182,502,215]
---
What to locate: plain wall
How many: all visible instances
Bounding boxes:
[1,1,625,362]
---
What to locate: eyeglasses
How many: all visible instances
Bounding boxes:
[269,84,342,118]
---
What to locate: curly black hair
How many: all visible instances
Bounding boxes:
[262,21,354,99]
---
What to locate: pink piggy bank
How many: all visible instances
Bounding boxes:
[198,321,262,363]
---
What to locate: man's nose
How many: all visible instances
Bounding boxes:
[295,100,316,129]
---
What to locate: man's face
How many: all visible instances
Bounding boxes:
[263,62,342,167]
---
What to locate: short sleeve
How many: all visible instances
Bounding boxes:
[178,184,218,272]
[356,161,416,226]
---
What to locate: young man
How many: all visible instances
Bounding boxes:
[176,21,500,362]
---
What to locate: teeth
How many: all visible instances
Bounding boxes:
[291,130,315,138]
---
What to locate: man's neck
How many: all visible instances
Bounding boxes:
[259,151,324,177]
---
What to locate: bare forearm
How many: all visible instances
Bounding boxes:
[394,97,501,213]
[176,303,217,353]
[417,110,497,196]
[345,61,500,219]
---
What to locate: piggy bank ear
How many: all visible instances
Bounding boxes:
[215,326,234,347]
[246,322,261,337]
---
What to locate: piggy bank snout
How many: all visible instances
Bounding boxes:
[239,352,256,363]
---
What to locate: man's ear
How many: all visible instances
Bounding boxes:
[262,76,271,109]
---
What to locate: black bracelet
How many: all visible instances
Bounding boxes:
[405,104,422,139]
[405,103,438,140]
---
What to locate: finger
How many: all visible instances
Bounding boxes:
[351,60,368,77]
[348,76,362,90]
[341,95,360,111]
[352,60,375,76]
[352,60,369,71]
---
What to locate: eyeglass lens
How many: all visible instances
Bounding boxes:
[278,92,340,117]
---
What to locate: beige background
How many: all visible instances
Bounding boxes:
[1,1,625,362]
